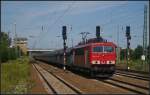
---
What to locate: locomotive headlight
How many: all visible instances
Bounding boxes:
[107,61,110,64]
[92,61,95,64]
[97,61,100,64]
[111,61,115,64]
[92,61,100,64]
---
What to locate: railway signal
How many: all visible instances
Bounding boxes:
[126,26,131,70]
[62,26,67,70]
[96,26,100,39]
[96,26,104,42]
[126,26,131,48]
[62,26,67,40]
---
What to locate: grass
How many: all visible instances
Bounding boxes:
[1,56,32,94]
[116,59,149,72]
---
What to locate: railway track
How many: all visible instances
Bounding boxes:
[115,72,149,81]
[34,61,149,94]
[95,69,150,94]
[32,63,83,94]
[115,70,150,81]
[110,77,149,90]
[96,72,149,94]
[98,79,149,94]
[116,68,149,74]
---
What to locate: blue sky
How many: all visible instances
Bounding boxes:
[1,1,149,49]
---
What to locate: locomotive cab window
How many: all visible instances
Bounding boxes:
[93,46,103,52]
[104,46,114,52]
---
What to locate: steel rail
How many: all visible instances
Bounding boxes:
[116,69,149,74]
[115,72,149,81]
[100,79,148,94]
[38,64,83,94]
[110,77,149,90]
[32,63,57,94]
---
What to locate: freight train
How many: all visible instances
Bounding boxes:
[34,26,117,77]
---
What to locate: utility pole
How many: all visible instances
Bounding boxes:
[0,30,1,44]
[0,30,1,64]
[56,35,61,49]
[70,25,73,48]
[147,6,150,62]
[143,4,148,64]
[117,25,120,64]
[8,31,10,60]
[8,31,10,47]
[71,38,73,48]
[14,23,17,45]
[14,22,18,58]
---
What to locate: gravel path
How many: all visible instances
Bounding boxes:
[29,63,48,94]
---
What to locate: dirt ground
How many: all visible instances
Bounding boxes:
[28,63,47,94]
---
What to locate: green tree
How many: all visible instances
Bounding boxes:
[133,45,143,60]
[129,49,134,60]
[120,49,127,60]
[0,32,19,62]
[0,32,9,62]
[120,48,134,60]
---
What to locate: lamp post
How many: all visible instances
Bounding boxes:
[56,36,61,49]
[14,22,18,58]
[29,35,37,57]
[29,35,37,49]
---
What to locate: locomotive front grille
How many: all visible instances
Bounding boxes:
[92,64,115,74]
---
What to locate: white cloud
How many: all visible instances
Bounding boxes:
[14,1,128,30]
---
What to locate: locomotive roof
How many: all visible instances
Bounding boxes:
[34,42,116,57]
[49,42,116,53]
[74,37,117,49]
[74,42,117,49]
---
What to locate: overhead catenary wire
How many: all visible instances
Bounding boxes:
[74,12,143,47]
[76,3,143,33]
[35,1,75,49]
[75,11,144,44]
[76,12,144,45]
[33,2,144,49]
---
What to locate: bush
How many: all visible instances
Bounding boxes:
[1,57,30,93]
[0,32,22,63]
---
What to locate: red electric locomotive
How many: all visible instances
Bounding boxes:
[34,26,117,77]
[68,38,117,77]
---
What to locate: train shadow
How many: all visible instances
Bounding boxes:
[67,67,111,80]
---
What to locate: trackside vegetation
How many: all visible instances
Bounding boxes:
[117,45,150,72]
[116,60,149,72]
[0,57,33,94]
[0,32,35,94]
[0,32,24,63]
